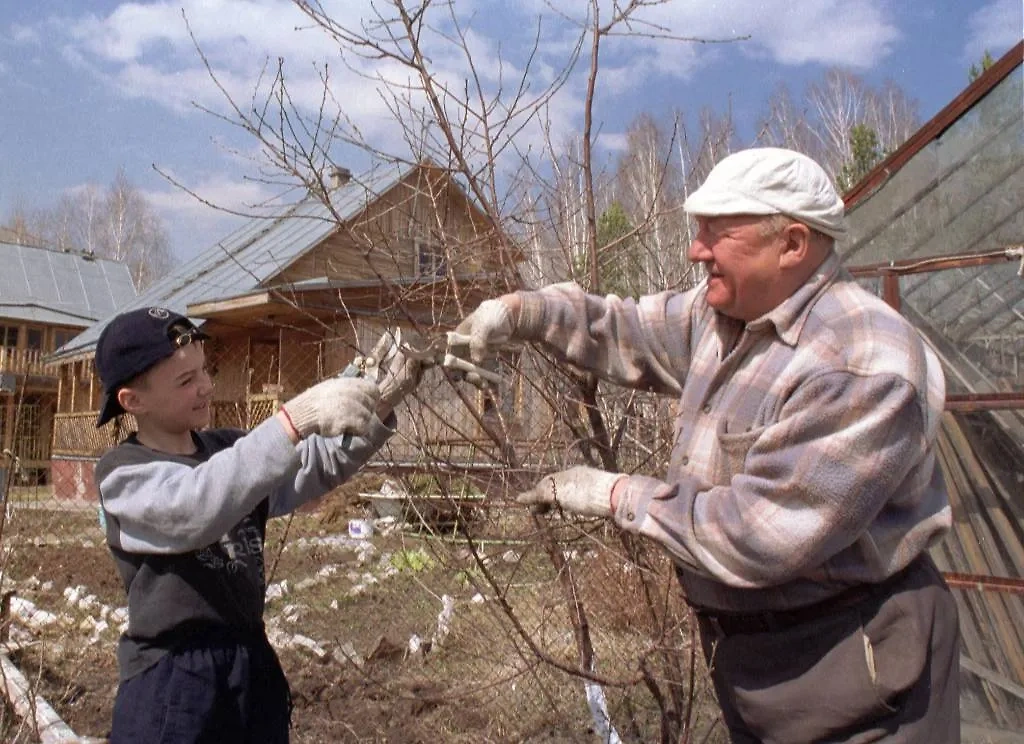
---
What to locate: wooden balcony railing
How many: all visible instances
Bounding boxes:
[0,347,55,377]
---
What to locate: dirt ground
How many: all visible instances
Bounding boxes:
[0,485,725,743]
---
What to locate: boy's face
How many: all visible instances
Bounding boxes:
[119,342,214,433]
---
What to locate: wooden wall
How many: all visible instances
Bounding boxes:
[276,168,507,286]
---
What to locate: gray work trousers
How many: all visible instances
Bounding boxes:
[695,555,960,743]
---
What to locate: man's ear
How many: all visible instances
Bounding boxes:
[117,386,146,416]
[778,222,813,269]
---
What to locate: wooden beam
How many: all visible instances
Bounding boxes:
[961,656,1024,703]
[187,291,273,318]
[881,274,901,312]
[945,392,1024,411]
[961,724,1024,744]
[848,248,1019,278]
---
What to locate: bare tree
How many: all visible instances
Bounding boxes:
[759,68,919,187]
[13,169,173,290]
[179,1,749,739]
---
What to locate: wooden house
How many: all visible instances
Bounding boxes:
[0,240,136,486]
[48,160,531,499]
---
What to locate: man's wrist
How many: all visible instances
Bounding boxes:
[609,476,628,514]
[499,293,522,328]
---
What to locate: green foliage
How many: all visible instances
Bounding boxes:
[837,124,882,193]
[572,201,646,298]
[389,548,435,573]
[453,566,483,588]
[968,50,996,83]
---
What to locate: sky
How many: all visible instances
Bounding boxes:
[1,0,1021,264]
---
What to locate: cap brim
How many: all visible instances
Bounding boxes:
[95,391,123,428]
[683,187,779,217]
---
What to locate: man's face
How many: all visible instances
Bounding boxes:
[124,343,214,433]
[687,215,788,321]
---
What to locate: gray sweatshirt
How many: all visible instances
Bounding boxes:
[96,415,394,679]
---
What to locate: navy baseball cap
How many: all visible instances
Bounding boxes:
[94,307,210,427]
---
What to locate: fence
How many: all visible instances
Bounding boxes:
[0,347,53,378]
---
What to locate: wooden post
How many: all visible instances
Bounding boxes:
[277,327,283,389]
[56,364,64,412]
[69,361,77,413]
[882,274,901,312]
[2,398,12,452]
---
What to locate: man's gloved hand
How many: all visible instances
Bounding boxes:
[281,377,380,439]
[450,298,515,364]
[376,346,427,409]
[516,466,625,518]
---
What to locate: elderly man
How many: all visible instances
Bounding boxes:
[453,148,959,743]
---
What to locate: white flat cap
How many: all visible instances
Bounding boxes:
[684,147,846,239]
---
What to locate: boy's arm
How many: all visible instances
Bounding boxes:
[268,410,396,517]
[98,416,300,554]
[268,351,423,516]
[100,377,381,554]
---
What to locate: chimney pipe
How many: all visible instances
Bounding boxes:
[329,166,352,189]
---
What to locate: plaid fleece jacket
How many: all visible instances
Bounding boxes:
[514,251,951,612]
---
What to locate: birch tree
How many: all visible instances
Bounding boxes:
[16,169,173,290]
[760,68,919,189]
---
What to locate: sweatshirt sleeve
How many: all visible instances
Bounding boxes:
[97,417,299,554]
[268,411,396,517]
[513,282,695,396]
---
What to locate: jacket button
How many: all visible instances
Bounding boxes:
[627,511,635,520]
[702,403,712,413]
[680,456,689,465]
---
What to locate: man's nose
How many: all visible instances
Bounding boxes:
[688,236,712,262]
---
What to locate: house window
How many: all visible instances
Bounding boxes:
[0,326,18,349]
[53,329,77,351]
[26,329,43,350]
[416,239,447,278]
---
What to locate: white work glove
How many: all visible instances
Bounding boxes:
[376,346,427,409]
[450,298,514,364]
[516,466,625,518]
[281,377,380,439]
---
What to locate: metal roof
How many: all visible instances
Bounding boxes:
[0,241,137,328]
[51,161,415,360]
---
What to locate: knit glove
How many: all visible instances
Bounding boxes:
[516,466,625,518]
[376,346,427,409]
[281,377,380,439]
[449,298,514,364]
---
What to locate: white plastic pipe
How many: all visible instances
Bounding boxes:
[0,652,79,742]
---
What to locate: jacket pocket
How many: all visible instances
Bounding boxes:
[715,420,766,481]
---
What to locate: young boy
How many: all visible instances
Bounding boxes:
[93,307,419,743]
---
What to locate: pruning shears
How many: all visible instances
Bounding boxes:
[340,328,502,388]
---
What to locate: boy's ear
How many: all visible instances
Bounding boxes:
[117,386,146,416]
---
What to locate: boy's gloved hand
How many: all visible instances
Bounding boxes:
[516,466,626,518]
[450,298,515,363]
[376,346,427,409]
[281,377,380,439]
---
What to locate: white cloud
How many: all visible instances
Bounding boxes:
[21,0,905,196]
[10,24,41,45]
[964,0,1022,63]
[615,0,899,72]
[141,172,285,259]
[596,132,628,153]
